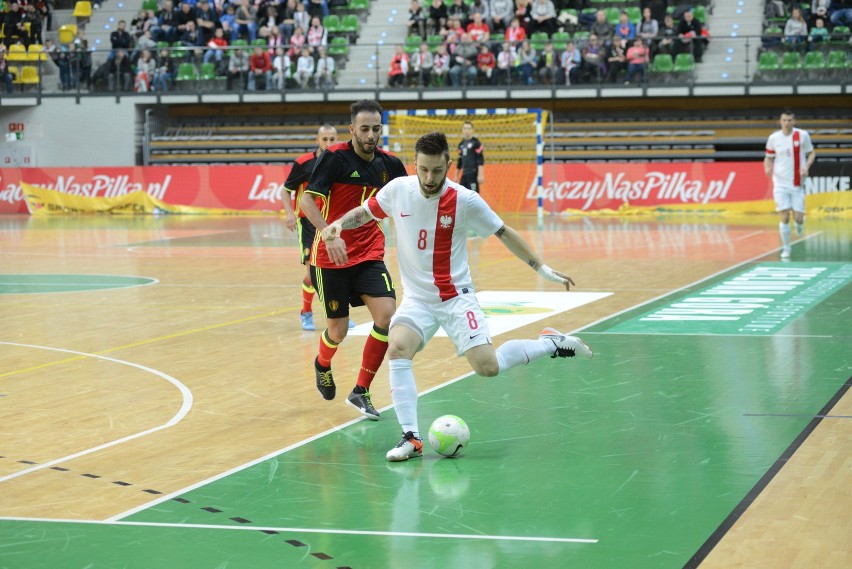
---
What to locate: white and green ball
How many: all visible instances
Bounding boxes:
[428,415,470,457]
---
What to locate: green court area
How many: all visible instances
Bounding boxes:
[3,260,849,568]
[0,274,157,294]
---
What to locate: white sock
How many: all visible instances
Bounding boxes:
[779,221,791,248]
[496,339,554,373]
[389,359,419,437]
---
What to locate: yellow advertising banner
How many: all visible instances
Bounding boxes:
[21,183,267,216]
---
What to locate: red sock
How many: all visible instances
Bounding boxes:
[302,277,314,314]
[317,329,338,368]
[356,326,389,389]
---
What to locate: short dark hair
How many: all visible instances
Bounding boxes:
[350,99,383,123]
[781,108,796,118]
[415,132,450,161]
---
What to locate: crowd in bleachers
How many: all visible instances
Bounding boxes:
[395,0,713,88]
[757,0,852,80]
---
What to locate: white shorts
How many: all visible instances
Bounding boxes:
[773,185,805,213]
[390,293,493,356]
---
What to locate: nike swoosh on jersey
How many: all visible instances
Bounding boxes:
[400,213,412,217]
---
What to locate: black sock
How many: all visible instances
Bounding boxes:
[353,385,366,395]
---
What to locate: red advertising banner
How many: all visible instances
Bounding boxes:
[2,162,846,214]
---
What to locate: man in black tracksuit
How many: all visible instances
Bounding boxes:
[455,120,484,193]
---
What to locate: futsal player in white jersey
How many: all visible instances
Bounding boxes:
[320,132,592,462]
[764,110,816,259]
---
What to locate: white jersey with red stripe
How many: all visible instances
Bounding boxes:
[363,175,504,303]
[765,128,814,189]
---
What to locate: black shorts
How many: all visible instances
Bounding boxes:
[310,260,396,319]
[297,217,316,265]
[460,173,479,193]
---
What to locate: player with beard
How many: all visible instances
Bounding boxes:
[300,100,408,420]
[320,131,592,461]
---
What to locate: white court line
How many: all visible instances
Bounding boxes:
[581,332,834,338]
[109,235,827,521]
[0,342,193,483]
[0,517,598,544]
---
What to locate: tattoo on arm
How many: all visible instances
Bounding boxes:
[340,208,370,230]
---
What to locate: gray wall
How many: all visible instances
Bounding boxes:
[0,98,137,167]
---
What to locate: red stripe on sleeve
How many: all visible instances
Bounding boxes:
[792,130,801,186]
[365,196,389,220]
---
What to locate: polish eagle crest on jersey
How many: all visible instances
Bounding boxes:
[440,214,453,229]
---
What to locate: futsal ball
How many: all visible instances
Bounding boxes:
[428,415,470,457]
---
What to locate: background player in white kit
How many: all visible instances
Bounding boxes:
[321,132,592,462]
[764,110,816,259]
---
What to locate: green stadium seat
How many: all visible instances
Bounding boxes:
[693,6,707,24]
[780,51,802,73]
[142,0,158,11]
[176,63,199,82]
[625,7,641,26]
[199,62,216,80]
[404,34,422,55]
[757,50,780,80]
[831,26,850,46]
[327,36,349,58]
[650,53,674,81]
[605,7,620,26]
[803,51,826,78]
[826,50,847,79]
[323,14,341,35]
[348,0,369,12]
[551,31,571,47]
[673,53,695,74]
[530,32,549,52]
[341,14,360,36]
[427,34,444,53]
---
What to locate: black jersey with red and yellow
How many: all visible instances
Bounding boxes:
[306,141,407,269]
[282,150,318,217]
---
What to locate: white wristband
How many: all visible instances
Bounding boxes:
[536,264,563,283]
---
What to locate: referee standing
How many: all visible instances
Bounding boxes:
[455,120,485,193]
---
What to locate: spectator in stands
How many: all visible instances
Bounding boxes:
[624,38,649,85]
[295,46,315,88]
[288,25,307,58]
[515,0,533,34]
[0,47,14,94]
[235,0,258,42]
[506,16,527,47]
[314,45,335,89]
[306,16,327,56]
[581,33,605,82]
[266,25,285,54]
[156,0,179,43]
[809,16,829,46]
[35,0,52,34]
[227,45,249,89]
[560,39,581,85]
[537,40,560,84]
[785,7,809,46]
[248,44,273,90]
[676,9,705,63]
[449,33,478,86]
[179,20,202,62]
[293,1,310,35]
[195,0,219,46]
[830,0,852,27]
[448,0,470,28]
[25,4,44,46]
[3,2,28,48]
[590,10,613,45]
[77,40,93,90]
[155,47,176,92]
[468,0,490,26]
[408,0,427,39]
[427,0,449,36]
[517,38,538,84]
[432,43,451,84]
[51,44,73,91]
[638,7,658,52]
[175,2,198,42]
[108,48,133,92]
[388,44,409,87]
[494,41,516,85]
[110,20,134,58]
[131,9,152,39]
[477,42,496,84]
[489,0,514,34]
[410,42,434,86]
[444,16,466,45]
[272,46,291,90]
[810,0,830,27]
[530,0,558,37]
[203,27,229,69]
[614,11,636,42]
[466,12,491,43]
[135,49,157,92]
[279,0,298,44]
[643,0,668,25]
[656,14,677,56]
[307,0,329,19]
[220,4,238,42]
[605,38,626,83]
